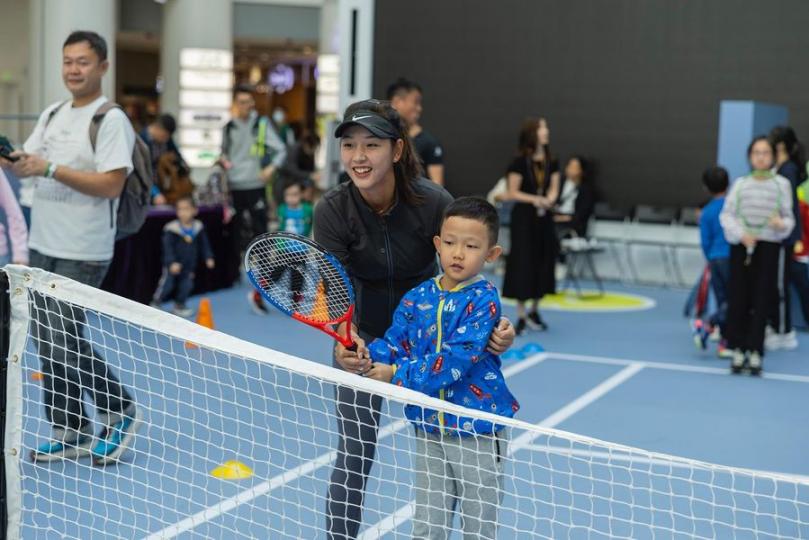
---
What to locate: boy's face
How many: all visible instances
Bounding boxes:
[176,199,197,223]
[284,184,302,207]
[433,216,502,285]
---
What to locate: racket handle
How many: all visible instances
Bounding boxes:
[745,244,754,265]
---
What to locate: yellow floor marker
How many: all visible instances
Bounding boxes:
[211,460,253,480]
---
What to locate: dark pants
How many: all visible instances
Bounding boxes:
[231,187,268,256]
[769,243,793,334]
[726,242,780,355]
[327,330,383,540]
[155,269,195,306]
[791,259,809,326]
[29,250,134,439]
[708,257,730,335]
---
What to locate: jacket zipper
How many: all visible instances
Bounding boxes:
[435,291,446,433]
[381,218,394,317]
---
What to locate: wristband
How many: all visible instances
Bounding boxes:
[45,162,56,179]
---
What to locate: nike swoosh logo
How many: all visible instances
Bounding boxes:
[351,115,373,121]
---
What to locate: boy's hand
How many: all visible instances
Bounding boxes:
[769,215,786,231]
[205,258,215,269]
[487,317,515,355]
[169,262,182,274]
[364,363,394,383]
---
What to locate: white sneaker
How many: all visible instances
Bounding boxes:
[764,327,782,351]
[731,350,745,374]
[781,330,798,350]
[748,351,762,375]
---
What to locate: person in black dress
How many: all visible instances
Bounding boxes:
[502,117,561,335]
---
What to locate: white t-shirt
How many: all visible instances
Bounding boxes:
[24,96,135,261]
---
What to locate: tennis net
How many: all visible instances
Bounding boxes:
[1,265,807,539]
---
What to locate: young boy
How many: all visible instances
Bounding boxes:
[153,196,215,317]
[277,179,313,236]
[696,166,732,357]
[361,197,519,539]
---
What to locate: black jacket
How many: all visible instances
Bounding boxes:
[314,179,453,338]
[162,219,214,271]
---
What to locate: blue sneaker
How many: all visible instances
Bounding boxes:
[92,407,142,466]
[692,320,709,351]
[30,433,93,462]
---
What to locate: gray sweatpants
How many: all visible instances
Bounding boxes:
[412,428,507,540]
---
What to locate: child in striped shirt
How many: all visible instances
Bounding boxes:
[720,136,794,374]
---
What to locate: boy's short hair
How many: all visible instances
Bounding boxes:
[175,194,196,207]
[283,178,302,192]
[157,114,177,136]
[442,197,500,245]
[702,166,729,194]
[63,31,108,62]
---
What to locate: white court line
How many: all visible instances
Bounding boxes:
[547,351,809,384]
[143,353,548,539]
[358,363,645,539]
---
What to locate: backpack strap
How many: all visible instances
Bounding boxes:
[43,100,69,129]
[88,101,124,152]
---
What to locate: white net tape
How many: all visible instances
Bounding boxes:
[2,265,808,539]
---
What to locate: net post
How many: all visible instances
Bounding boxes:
[0,269,9,538]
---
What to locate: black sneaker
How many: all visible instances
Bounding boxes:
[526,311,548,331]
[516,318,527,336]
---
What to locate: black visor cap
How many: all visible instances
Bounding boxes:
[334,110,400,139]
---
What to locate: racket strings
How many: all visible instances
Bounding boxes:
[247,238,352,322]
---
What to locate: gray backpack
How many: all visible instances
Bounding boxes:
[46,101,154,240]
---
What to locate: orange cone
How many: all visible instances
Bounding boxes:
[186,297,214,348]
[31,372,44,381]
[312,280,327,319]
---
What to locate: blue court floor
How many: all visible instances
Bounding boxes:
[16,278,809,539]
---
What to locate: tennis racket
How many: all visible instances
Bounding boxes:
[244,232,356,349]
[736,174,783,265]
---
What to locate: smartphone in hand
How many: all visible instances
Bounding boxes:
[0,135,20,162]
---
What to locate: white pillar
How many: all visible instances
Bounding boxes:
[161,0,233,182]
[160,0,233,117]
[27,0,117,113]
[337,0,374,111]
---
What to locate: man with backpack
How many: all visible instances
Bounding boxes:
[0,30,143,465]
[220,85,287,315]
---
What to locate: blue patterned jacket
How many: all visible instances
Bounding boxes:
[368,275,519,436]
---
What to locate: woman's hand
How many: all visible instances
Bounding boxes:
[487,317,515,355]
[334,326,371,375]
